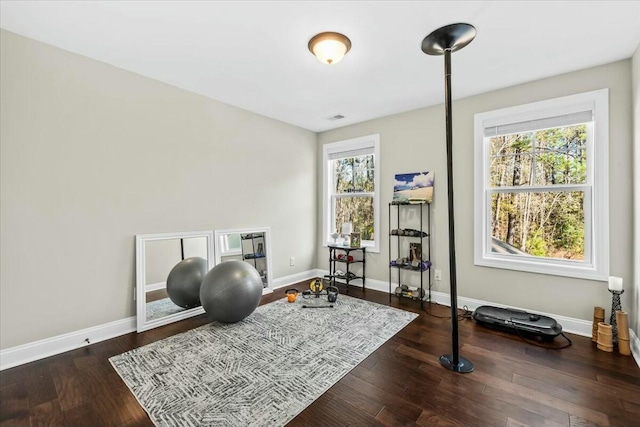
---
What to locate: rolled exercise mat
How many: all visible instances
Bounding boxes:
[597,322,613,352]
[616,311,631,356]
[592,306,605,342]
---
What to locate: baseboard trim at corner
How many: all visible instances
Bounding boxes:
[323,271,592,337]
[0,317,136,371]
[271,269,320,291]
[630,329,640,368]
[428,291,592,338]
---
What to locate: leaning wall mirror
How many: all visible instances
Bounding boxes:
[135,230,214,332]
[215,227,273,294]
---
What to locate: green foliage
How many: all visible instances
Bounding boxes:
[526,229,547,257]
[489,124,587,260]
[333,155,375,241]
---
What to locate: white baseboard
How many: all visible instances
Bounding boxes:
[0,316,136,371]
[428,291,593,337]
[1,270,320,371]
[272,269,321,290]
[3,269,633,370]
[318,270,593,338]
[336,271,637,366]
[146,282,166,292]
[630,329,640,368]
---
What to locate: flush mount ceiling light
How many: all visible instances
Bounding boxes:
[308,32,351,65]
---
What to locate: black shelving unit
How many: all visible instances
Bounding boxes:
[388,202,432,308]
[327,244,366,293]
[241,232,267,287]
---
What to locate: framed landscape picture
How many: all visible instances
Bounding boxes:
[393,171,434,204]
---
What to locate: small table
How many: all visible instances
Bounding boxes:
[327,244,366,293]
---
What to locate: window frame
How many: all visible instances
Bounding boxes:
[473,89,609,280]
[322,134,380,253]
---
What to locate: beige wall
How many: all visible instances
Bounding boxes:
[144,239,182,286]
[1,27,636,352]
[318,60,633,323]
[0,30,317,349]
[632,43,639,339]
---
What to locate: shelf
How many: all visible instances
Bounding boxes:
[241,233,264,240]
[328,245,366,251]
[330,274,363,281]
[390,230,429,238]
[332,278,364,286]
[394,292,423,300]
[332,258,364,264]
[390,201,430,206]
[390,264,430,272]
[328,245,365,293]
[389,202,431,308]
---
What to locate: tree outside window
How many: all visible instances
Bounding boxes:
[332,155,375,240]
[474,89,609,280]
[489,125,587,260]
[323,134,380,252]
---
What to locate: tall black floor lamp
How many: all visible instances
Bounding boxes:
[422,23,476,373]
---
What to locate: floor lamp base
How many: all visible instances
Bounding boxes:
[439,355,474,373]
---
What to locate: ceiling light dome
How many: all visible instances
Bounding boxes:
[308,32,351,65]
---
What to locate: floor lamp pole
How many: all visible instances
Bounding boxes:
[422,23,476,373]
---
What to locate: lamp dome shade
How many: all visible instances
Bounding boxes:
[308,32,351,64]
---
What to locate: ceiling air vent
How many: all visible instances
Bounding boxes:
[327,114,345,121]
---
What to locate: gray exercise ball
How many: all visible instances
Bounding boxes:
[199,260,263,323]
[166,257,207,309]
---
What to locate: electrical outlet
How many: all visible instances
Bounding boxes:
[289,256,295,266]
[434,269,442,280]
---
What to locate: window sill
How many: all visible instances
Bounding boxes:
[475,254,606,281]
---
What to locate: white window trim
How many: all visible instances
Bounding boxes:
[473,89,609,280]
[322,134,381,253]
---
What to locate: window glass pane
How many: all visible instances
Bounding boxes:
[334,196,374,240]
[490,191,584,260]
[226,234,241,251]
[490,126,587,187]
[534,125,587,185]
[489,134,533,187]
[333,155,375,193]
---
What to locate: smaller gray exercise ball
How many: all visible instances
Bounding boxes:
[200,260,263,323]
[166,257,208,309]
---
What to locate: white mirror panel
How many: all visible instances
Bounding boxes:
[215,227,273,295]
[135,230,214,332]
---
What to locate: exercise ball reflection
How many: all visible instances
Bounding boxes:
[200,260,263,323]
[166,257,207,309]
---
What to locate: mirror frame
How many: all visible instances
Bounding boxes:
[214,227,274,295]
[135,230,214,332]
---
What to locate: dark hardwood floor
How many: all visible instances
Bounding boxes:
[1,283,638,427]
[145,289,168,303]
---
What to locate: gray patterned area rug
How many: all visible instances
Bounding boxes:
[145,297,185,321]
[110,295,417,427]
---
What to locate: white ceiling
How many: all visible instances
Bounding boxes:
[1,1,639,132]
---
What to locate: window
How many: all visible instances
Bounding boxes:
[218,233,241,256]
[323,134,380,252]
[474,89,609,280]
